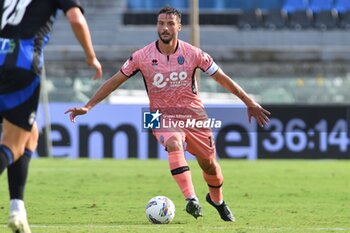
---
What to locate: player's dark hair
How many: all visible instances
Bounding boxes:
[158,6,182,23]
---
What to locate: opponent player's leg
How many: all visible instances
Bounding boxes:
[0,119,32,174]
[8,122,37,199]
[7,122,37,233]
[0,69,38,233]
[2,119,33,233]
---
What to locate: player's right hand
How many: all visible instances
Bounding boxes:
[64,107,89,122]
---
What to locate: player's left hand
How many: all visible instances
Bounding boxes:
[247,104,271,127]
[64,107,89,123]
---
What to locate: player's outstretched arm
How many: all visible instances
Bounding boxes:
[65,7,103,80]
[211,69,271,127]
[65,72,128,122]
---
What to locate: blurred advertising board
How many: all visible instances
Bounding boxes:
[35,104,350,159]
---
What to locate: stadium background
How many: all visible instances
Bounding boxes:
[38,0,350,160]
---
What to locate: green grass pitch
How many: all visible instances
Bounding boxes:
[1,159,349,233]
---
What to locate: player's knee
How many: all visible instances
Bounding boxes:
[5,145,25,161]
[165,136,183,152]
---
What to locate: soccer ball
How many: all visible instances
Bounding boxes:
[145,196,176,224]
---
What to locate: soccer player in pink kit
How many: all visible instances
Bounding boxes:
[65,7,270,221]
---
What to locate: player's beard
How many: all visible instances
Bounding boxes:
[158,32,173,44]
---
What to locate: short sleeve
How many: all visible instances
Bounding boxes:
[120,52,140,78]
[197,49,219,76]
[57,0,84,14]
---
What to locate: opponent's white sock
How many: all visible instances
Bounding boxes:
[10,199,26,215]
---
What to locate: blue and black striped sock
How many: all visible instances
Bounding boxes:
[0,145,14,175]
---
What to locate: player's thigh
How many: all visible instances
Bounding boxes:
[153,129,185,151]
[186,129,216,160]
[1,118,32,160]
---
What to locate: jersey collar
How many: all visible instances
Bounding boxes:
[155,40,179,55]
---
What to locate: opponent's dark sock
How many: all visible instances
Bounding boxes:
[7,149,32,200]
[0,145,14,175]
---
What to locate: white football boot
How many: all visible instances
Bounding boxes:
[8,199,32,233]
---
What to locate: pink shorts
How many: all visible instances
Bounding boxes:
[153,128,216,159]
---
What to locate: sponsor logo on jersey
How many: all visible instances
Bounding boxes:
[152,71,188,88]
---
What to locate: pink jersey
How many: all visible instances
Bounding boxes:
[121,40,219,116]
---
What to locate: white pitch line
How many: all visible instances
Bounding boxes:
[1,224,350,231]
[3,224,183,229]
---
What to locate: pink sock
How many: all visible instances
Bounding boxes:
[168,151,195,199]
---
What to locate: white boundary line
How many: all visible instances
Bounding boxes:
[1,224,350,231]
